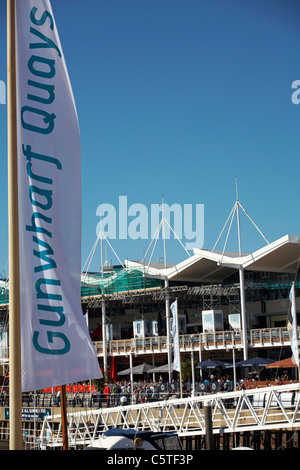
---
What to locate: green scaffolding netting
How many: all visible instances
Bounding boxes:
[80,267,163,297]
[0,272,299,305]
[0,267,163,305]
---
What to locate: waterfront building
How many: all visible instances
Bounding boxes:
[79,234,300,377]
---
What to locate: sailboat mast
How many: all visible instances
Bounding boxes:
[7,0,22,450]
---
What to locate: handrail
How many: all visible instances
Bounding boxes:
[39,383,300,448]
[0,326,295,362]
[93,326,294,357]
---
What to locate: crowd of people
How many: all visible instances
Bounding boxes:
[95,374,249,407]
[100,377,179,407]
[0,369,294,409]
[94,370,298,407]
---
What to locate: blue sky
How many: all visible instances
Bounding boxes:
[0,0,300,273]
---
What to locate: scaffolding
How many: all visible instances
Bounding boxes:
[81,267,163,298]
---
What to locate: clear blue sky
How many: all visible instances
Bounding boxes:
[0,0,300,273]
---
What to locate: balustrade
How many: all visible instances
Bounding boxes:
[0,327,295,362]
[92,326,294,357]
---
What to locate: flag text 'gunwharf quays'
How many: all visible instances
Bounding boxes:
[22,7,68,356]
[16,0,101,392]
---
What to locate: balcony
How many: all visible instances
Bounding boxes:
[0,327,293,364]
[94,326,293,357]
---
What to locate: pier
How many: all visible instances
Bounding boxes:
[0,324,299,449]
[37,382,300,450]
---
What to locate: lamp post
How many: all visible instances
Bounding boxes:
[232,345,237,390]
[190,336,196,397]
[129,351,134,405]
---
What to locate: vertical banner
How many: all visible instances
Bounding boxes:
[15,0,102,392]
[289,283,299,368]
[171,300,180,372]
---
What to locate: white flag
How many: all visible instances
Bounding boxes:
[171,300,180,372]
[15,0,102,392]
[289,283,299,368]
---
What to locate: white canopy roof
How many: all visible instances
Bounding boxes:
[126,235,300,283]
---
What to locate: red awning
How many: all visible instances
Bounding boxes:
[265,357,297,369]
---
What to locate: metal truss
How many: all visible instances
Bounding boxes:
[82,283,241,309]
[39,383,300,448]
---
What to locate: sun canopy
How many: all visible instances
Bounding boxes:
[265,357,298,369]
[147,364,170,374]
[197,359,227,369]
[235,357,275,368]
[118,363,153,376]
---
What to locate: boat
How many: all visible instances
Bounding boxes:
[85,428,182,450]
[232,446,253,451]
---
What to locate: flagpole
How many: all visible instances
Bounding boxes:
[175,300,183,398]
[61,385,69,450]
[290,282,300,381]
[7,0,22,450]
[172,299,182,398]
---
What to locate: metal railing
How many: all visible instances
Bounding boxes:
[94,326,294,357]
[0,327,294,363]
[38,383,300,449]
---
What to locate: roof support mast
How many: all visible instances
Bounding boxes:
[162,195,172,383]
[216,178,269,361]
[236,178,248,360]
